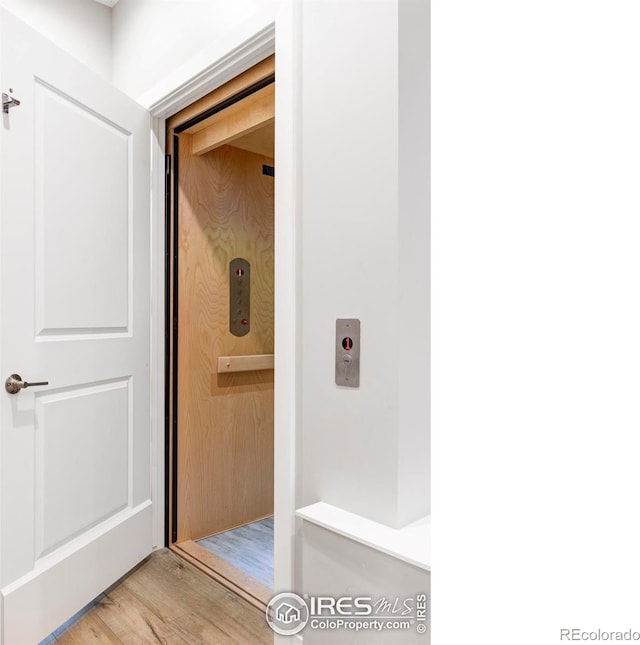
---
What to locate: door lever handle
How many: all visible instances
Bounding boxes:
[5,374,49,394]
[2,92,21,114]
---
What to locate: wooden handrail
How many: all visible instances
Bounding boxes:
[217,354,274,373]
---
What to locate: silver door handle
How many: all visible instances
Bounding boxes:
[2,92,21,114]
[5,374,49,394]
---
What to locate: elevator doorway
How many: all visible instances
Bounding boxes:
[166,56,275,610]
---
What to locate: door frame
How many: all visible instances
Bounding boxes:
[146,5,299,600]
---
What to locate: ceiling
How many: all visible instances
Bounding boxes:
[92,0,120,7]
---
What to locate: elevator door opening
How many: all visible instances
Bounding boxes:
[166,56,275,610]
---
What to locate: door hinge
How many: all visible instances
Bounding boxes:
[165,154,172,176]
[2,90,21,114]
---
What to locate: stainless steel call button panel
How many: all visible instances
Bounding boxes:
[335,318,360,387]
[230,258,250,336]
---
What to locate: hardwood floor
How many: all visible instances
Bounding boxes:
[42,549,273,645]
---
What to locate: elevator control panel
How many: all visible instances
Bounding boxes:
[230,258,250,336]
[335,318,360,387]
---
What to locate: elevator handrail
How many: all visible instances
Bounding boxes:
[217,354,274,373]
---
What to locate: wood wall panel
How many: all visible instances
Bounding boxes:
[177,139,274,542]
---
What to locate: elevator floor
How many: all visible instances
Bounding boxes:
[197,516,274,589]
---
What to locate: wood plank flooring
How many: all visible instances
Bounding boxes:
[41,549,273,645]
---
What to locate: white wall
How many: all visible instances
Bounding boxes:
[300,0,400,529]
[111,0,280,100]
[0,0,111,79]
[398,0,429,526]
[299,0,429,529]
[301,523,430,644]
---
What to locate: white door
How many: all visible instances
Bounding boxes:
[0,10,152,644]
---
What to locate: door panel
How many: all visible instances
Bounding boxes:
[0,10,151,643]
[35,80,131,334]
[177,140,274,541]
[36,380,130,557]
